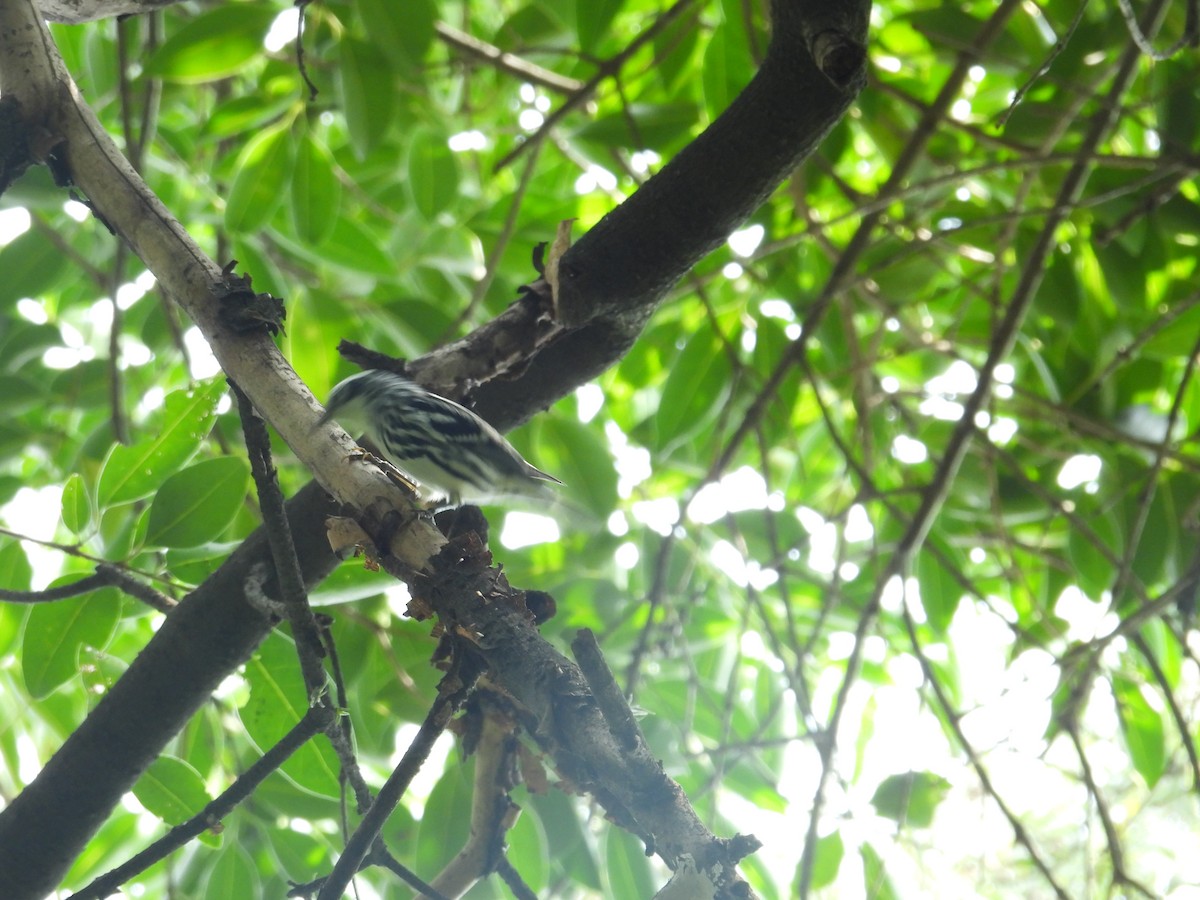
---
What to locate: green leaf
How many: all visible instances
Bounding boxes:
[358,0,435,68]
[224,123,295,234]
[702,22,754,119]
[291,133,341,245]
[145,457,251,549]
[1143,303,1200,358]
[302,217,397,277]
[1067,510,1120,599]
[98,381,224,507]
[240,633,340,796]
[506,800,549,893]
[1094,241,1144,310]
[907,7,1025,66]
[536,416,617,518]
[575,103,700,153]
[655,324,734,451]
[654,13,700,93]
[22,586,121,698]
[918,550,962,634]
[0,542,33,657]
[143,5,277,83]
[576,0,624,52]
[133,755,212,826]
[61,473,92,537]
[407,128,459,221]
[0,540,32,592]
[861,842,899,900]
[1129,487,1174,595]
[414,766,472,875]
[201,94,295,141]
[603,827,655,899]
[205,844,260,896]
[1160,57,1199,150]
[1114,677,1166,788]
[0,229,66,304]
[869,771,951,828]
[808,831,845,891]
[340,38,396,158]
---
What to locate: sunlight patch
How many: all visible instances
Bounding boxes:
[500,511,560,549]
[1057,454,1101,490]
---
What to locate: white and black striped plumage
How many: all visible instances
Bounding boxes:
[316,369,561,507]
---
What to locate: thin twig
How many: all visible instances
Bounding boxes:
[73,708,325,900]
[899,599,1072,898]
[316,661,480,900]
[1115,0,1199,59]
[996,0,1091,127]
[440,140,543,342]
[435,21,585,94]
[0,563,175,612]
[493,0,701,172]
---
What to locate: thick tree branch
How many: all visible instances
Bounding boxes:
[415,0,869,425]
[37,0,178,23]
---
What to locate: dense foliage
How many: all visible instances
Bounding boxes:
[1,0,1198,897]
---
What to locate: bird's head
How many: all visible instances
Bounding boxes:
[314,370,394,433]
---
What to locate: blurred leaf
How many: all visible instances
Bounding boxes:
[1143,303,1200,358]
[0,540,32,592]
[861,842,900,900]
[1094,241,1145,310]
[132,755,212,826]
[1129,487,1175,596]
[205,844,259,896]
[414,766,472,875]
[300,217,397,276]
[146,457,251,549]
[407,128,459,221]
[144,6,277,83]
[60,473,91,538]
[1068,509,1121,599]
[654,13,700,92]
[604,826,656,899]
[907,7,1025,64]
[917,549,962,634]
[506,802,549,894]
[241,633,340,797]
[339,38,396,158]
[1114,677,1166,788]
[201,94,294,141]
[870,771,951,828]
[225,123,295,234]
[0,229,66,305]
[291,133,341,245]
[537,416,618,518]
[576,0,624,52]
[655,324,734,451]
[702,23,754,119]
[98,381,224,507]
[22,586,121,698]
[358,0,435,68]
[808,831,845,891]
[575,103,700,153]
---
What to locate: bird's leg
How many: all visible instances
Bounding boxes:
[346,447,421,497]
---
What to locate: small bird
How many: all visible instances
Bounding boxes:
[316,369,562,507]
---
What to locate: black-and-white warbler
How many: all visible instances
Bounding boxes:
[316,369,562,507]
